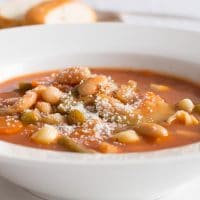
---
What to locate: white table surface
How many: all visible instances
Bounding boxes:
[0,176,200,200]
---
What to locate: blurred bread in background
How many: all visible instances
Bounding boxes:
[0,0,45,28]
[26,0,96,25]
[0,0,96,28]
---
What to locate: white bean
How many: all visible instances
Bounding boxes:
[41,86,62,104]
[136,123,168,138]
[113,130,140,143]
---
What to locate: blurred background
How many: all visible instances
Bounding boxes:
[0,0,200,30]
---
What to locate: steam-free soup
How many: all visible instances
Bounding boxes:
[0,67,199,153]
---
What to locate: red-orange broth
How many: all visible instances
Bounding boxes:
[0,68,199,153]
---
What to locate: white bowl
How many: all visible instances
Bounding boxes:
[0,24,200,200]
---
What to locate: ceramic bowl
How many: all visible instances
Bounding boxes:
[0,24,200,200]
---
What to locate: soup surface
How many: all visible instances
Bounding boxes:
[0,67,199,153]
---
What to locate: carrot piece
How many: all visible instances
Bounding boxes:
[31,81,40,88]
[0,116,23,135]
[98,142,119,153]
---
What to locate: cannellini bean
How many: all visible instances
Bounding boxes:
[167,110,198,125]
[150,84,170,92]
[36,101,52,114]
[135,123,168,138]
[98,142,119,153]
[78,75,107,96]
[113,130,140,143]
[56,67,91,85]
[0,91,37,114]
[177,99,194,113]
[41,86,62,104]
[31,125,58,145]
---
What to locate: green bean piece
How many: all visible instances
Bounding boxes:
[71,87,79,97]
[193,104,200,114]
[21,110,41,124]
[59,135,96,153]
[67,109,86,125]
[19,82,33,92]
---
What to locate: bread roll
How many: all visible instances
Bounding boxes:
[25,0,96,24]
[0,0,45,28]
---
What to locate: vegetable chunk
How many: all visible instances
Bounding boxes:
[59,135,96,153]
[0,116,23,134]
[31,125,58,145]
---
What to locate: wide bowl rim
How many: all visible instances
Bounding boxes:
[0,140,200,164]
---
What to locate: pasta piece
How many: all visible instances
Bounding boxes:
[167,110,199,125]
[150,83,170,92]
